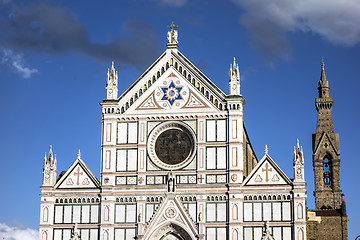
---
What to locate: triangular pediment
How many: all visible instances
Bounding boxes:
[116,50,227,115]
[55,158,100,189]
[126,69,219,114]
[313,132,339,156]
[243,154,291,186]
[143,194,198,239]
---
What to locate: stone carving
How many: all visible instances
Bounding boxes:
[66,178,74,185]
[167,22,178,44]
[271,174,280,182]
[254,174,262,182]
[165,207,177,218]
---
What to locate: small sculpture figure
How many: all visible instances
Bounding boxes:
[167,21,178,44]
[70,223,81,240]
[168,171,175,192]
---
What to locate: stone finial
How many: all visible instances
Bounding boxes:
[229,57,240,95]
[264,145,268,154]
[106,61,118,100]
[77,149,81,159]
[167,21,179,49]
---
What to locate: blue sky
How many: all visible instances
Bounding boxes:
[0,0,359,239]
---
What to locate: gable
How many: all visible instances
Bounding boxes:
[143,195,197,239]
[117,50,227,115]
[125,69,220,114]
[243,154,291,186]
[313,132,339,156]
[55,158,100,189]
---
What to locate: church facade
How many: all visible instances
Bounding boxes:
[39,24,347,240]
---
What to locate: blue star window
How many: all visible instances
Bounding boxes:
[161,81,183,106]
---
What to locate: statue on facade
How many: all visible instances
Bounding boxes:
[167,21,178,45]
[167,171,175,192]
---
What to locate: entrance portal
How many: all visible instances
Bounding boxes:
[149,223,192,240]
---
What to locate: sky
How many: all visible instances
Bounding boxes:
[0,0,359,239]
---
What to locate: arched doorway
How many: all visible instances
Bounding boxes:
[160,232,185,240]
[149,223,193,240]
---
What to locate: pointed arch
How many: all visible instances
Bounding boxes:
[232,204,238,220]
[297,203,303,219]
[42,231,47,240]
[103,230,109,240]
[232,229,238,240]
[298,228,304,240]
[148,222,194,240]
[43,207,49,222]
[104,206,110,221]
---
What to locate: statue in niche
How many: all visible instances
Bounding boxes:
[167,171,175,192]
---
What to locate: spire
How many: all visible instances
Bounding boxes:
[293,139,305,182]
[229,57,240,95]
[167,21,179,49]
[320,61,327,84]
[42,145,57,187]
[318,60,329,98]
[106,61,118,100]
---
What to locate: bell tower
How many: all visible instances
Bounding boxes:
[307,61,348,240]
[312,61,342,209]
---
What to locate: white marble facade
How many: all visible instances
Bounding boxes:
[39,26,307,240]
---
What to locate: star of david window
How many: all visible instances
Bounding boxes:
[147,122,196,170]
[161,81,183,106]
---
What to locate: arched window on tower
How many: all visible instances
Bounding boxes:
[298,228,304,240]
[323,157,332,187]
[103,230,109,240]
[43,207,48,222]
[232,229,238,240]
[232,204,238,220]
[104,206,109,221]
[297,203,303,219]
[42,231,47,240]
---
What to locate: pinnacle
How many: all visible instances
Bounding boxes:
[320,61,327,83]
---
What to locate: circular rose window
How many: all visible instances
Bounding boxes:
[148,122,196,170]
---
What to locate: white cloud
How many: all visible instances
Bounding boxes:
[233,0,360,61]
[1,48,38,78]
[0,223,38,240]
